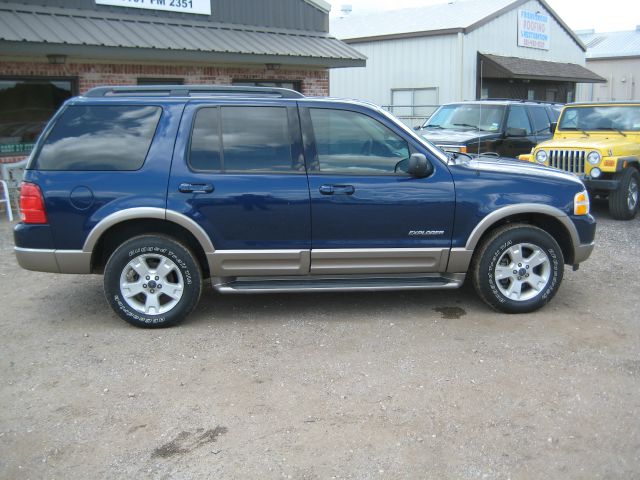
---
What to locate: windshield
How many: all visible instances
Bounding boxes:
[558,105,640,131]
[422,104,505,132]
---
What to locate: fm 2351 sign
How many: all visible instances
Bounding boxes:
[96,0,211,15]
[518,9,550,50]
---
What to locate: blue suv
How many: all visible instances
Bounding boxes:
[14,85,596,328]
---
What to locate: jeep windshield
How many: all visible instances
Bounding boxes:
[558,105,640,132]
[421,104,505,132]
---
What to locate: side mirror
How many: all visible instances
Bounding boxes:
[408,153,434,178]
[550,122,557,134]
[506,127,527,137]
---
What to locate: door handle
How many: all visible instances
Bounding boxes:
[319,184,355,195]
[319,185,334,195]
[179,183,214,193]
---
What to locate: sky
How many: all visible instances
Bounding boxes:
[328,0,640,32]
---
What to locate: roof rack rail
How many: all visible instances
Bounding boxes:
[84,85,305,99]
[476,97,562,105]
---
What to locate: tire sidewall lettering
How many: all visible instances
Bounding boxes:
[483,232,561,308]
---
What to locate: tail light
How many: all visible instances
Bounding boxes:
[20,182,48,224]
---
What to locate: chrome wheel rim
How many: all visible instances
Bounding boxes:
[119,254,184,315]
[494,243,551,302]
[628,177,638,211]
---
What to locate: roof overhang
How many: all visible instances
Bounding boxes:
[479,53,606,83]
[0,41,365,69]
[0,2,366,69]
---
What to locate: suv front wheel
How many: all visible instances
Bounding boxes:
[471,224,564,313]
[104,235,202,328]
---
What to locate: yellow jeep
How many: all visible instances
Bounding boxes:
[520,102,640,220]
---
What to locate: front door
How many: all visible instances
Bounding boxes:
[499,105,537,158]
[300,104,455,275]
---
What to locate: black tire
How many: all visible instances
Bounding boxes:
[104,235,202,328]
[608,168,640,220]
[471,224,564,314]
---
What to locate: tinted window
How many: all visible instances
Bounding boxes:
[547,105,562,122]
[36,105,161,170]
[529,106,551,134]
[506,105,532,134]
[189,106,297,173]
[190,107,221,171]
[310,108,410,175]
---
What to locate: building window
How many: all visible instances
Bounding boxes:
[390,88,438,125]
[0,78,75,156]
[232,80,302,93]
[137,78,184,85]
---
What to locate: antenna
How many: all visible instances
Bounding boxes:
[478,59,483,156]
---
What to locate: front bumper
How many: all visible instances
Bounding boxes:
[574,241,595,264]
[583,178,620,191]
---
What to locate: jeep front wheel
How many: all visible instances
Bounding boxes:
[104,235,202,328]
[608,168,639,220]
[471,224,564,313]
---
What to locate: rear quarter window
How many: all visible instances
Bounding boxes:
[35,105,161,170]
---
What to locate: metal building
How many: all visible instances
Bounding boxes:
[0,0,364,163]
[330,0,604,124]
[577,26,640,101]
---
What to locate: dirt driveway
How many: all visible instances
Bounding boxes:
[1,201,639,479]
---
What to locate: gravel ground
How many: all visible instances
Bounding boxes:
[0,200,639,479]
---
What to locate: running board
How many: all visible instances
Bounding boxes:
[213,273,465,294]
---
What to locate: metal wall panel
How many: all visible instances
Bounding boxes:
[576,58,640,101]
[329,34,460,106]
[9,0,328,32]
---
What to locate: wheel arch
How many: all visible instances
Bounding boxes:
[465,204,578,265]
[84,208,214,277]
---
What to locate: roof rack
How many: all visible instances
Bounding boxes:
[476,98,563,105]
[84,85,305,99]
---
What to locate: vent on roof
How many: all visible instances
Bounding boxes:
[587,36,606,48]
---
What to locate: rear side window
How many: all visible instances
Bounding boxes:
[36,105,161,170]
[189,106,299,173]
[529,106,551,134]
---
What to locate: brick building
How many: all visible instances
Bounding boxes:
[0,0,365,164]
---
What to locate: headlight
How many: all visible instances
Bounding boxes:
[590,167,602,178]
[574,190,590,216]
[535,150,548,163]
[587,151,601,165]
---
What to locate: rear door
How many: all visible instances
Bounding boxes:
[300,103,455,275]
[167,100,311,276]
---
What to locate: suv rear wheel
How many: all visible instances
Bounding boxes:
[104,235,202,328]
[471,224,564,313]
[608,168,639,220]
